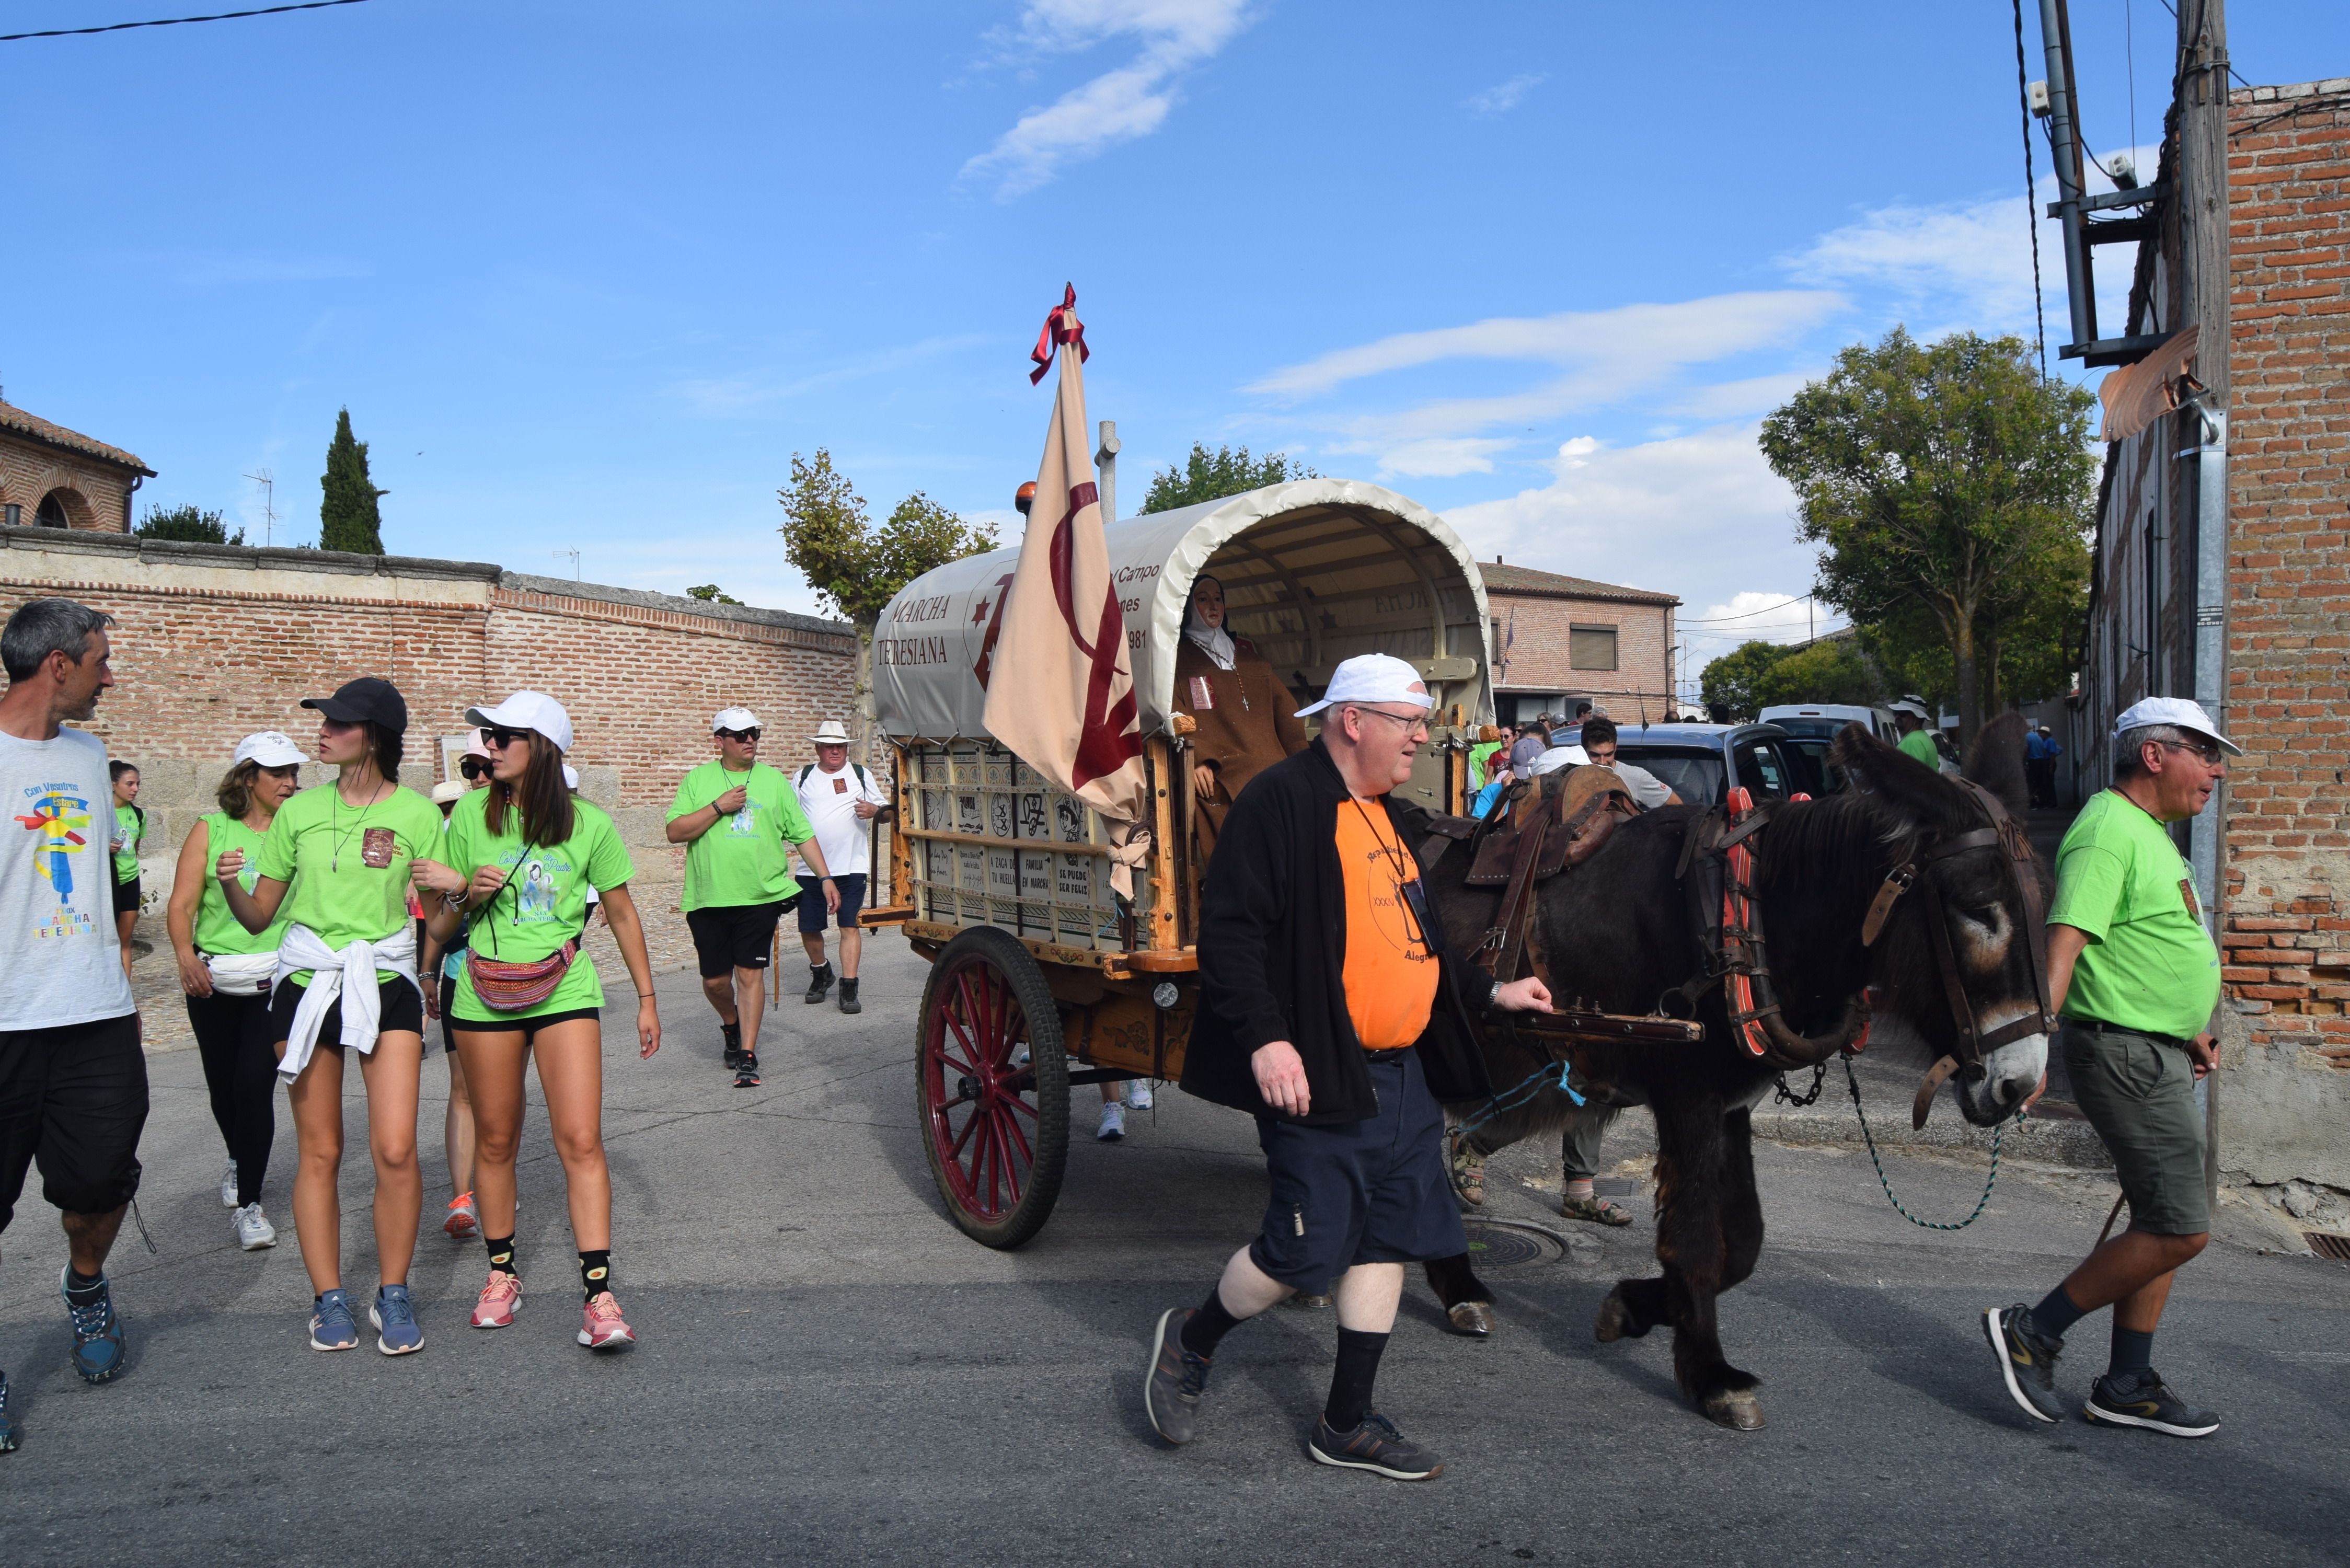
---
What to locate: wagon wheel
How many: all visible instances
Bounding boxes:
[916,926,1070,1248]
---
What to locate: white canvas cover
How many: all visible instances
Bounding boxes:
[875,478,1493,741]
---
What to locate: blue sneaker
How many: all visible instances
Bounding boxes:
[60,1267,125,1384]
[0,1368,19,1453]
[371,1284,424,1356]
[310,1288,360,1352]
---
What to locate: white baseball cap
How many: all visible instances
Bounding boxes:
[466,690,574,753]
[1887,697,1930,719]
[430,780,468,807]
[233,731,309,768]
[2114,696,2241,755]
[1295,653,1434,718]
[562,764,580,790]
[712,706,761,734]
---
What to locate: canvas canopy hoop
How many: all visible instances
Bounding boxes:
[874,477,1494,740]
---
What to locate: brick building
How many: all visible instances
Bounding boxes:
[1479,559,1679,727]
[0,400,152,533]
[2075,77,2350,1204]
[1,523,858,918]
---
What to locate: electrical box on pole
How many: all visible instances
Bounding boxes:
[2034,0,2170,366]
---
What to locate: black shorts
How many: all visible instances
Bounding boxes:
[113,876,141,917]
[1247,1051,1467,1295]
[0,1013,149,1233]
[797,872,868,935]
[447,1007,600,1036]
[268,974,427,1046]
[687,901,789,978]
[440,971,459,1054]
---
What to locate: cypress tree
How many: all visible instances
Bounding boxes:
[319,407,387,554]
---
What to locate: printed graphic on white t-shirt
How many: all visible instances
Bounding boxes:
[3,728,135,1029]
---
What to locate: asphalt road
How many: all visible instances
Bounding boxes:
[3,937,2344,1566]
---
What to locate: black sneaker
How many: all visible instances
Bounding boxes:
[1983,1305,2065,1424]
[804,964,835,1005]
[1308,1410,1444,1480]
[0,1368,17,1454]
[61,1267,126,1385]
[1143,1307,1212,1445]
[721,1023,744,1071]
[734,1051,761,1089]
[837,976,861,1015]
[2083,1367,2221,1437]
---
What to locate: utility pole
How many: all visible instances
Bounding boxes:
[1094,420,1121,523]
[2034,0,2167,364]
[244,469,276,547]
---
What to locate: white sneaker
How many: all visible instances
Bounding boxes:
[221,1161,240,1209]
[1097,1102,1126,1142]
[1127,1079,1154,1111]
[234,1202,277,1250]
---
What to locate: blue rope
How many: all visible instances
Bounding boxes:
[1454,1055,1585,1145]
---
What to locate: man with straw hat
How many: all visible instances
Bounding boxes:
[790,719,888,1015]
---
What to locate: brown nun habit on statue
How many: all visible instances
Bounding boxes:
[1171,575,1307,863]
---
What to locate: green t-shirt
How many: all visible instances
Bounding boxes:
[194,812,294,956]
[254,781,443,985]
[665,760,814,913]
[1897,730,1942,770]
[1468,742,1503,787]
[111,802,145,885]
[443,790,634,1022]
[2048,788,2220,1039]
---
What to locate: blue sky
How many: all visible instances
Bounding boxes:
[7,0,2346,694]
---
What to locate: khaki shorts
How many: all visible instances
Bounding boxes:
[2060,1021,2209,1236]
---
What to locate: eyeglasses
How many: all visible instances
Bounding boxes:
[459,758,492,780]
[483,727,533,749]
[717,728,762,743]
[2160,738,2224,766]
[1351,706,1430,737]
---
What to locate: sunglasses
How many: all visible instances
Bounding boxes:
[2160,738,2225,766]
[459,758,492,780]
[483,727,534,749]
[717,728,762,742]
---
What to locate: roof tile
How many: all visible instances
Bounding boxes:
[0,401,154,475]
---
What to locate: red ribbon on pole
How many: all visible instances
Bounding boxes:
[1029,282,1090,385]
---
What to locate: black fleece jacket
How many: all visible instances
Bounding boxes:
[1181,738,1499,1126]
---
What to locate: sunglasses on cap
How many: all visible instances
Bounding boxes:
[482,727,535,749]
[717,727,762,742]
[459,758,492,781]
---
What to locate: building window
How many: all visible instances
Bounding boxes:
[1569,623,1618,671]
[36,491,71,528]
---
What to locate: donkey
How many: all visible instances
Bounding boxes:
[1416,716,2051,1429]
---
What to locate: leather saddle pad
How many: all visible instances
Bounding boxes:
[1465,765,1634,886]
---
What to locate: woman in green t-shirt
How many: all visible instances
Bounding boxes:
[213,677,440,1358]
[107,759,145,971]
[165,731,308,1254]
[418,690,661,1353]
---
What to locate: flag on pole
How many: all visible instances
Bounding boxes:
[983,285,1150,883]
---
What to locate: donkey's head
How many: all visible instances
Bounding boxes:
[1832,715,2052,1126]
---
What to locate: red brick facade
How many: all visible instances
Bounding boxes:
[2216,80,2350,1077]
[0,401,152,534]
[1480,560,1679,722]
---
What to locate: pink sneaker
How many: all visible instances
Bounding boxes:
[578,1290,635,1352]
[444,1193,478,1239]
[470,1270,522,1329]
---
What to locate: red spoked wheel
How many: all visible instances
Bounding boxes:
[917,926,1070,1248]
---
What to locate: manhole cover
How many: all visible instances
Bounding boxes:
[1461,1219,1567,1268]
[2306,1231,2350,1262]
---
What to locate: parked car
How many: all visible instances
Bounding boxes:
[1755,704,1895,795]
[1609,722,1814,805]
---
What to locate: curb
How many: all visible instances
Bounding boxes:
[1750,1102,2114,1170]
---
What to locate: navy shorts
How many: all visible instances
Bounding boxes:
[1248,1051,1467,1295]
[797,872,867,935]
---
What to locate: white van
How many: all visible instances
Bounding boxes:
[1758,703,1900,744]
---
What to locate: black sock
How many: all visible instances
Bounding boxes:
[2109,1325,2155,1379]
[2030,1284,2087,1339]
[485,1235,518,1276]
[722,1021,741,1045]
[812,961,832,976]
[65,1266,104,1295]
[1324,1328,1390,1432]
[1179,1284,1245,1357]
[580,1249,612,1302]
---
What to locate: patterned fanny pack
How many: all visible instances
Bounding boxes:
[466,940,579,1011]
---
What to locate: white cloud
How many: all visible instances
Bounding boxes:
[963,1,1253,200]
[1663,371,1816,420]
[1686,589,1831,647]
[661,334,993,416]
[1373,436,1514,477]
[1466,72,1546,117]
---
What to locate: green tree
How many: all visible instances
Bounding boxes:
[319,407,387,554]
[1752,636,1883,710]
[1137,442,1317,514]
[1759,328,2095,745]
[685,584,743,605]
[778,449,998,737]
[133,503,243,545]
[1700,640,1792,721]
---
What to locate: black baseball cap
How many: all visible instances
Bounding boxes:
[302,677,408,732]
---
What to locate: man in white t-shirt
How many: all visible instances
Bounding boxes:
[792,720,890,1015]
[1527,715,1678,812]
[0,597,145,1444]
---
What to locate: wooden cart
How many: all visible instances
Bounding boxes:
[861,479,1496,1247]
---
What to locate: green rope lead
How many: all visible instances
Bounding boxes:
[1841,1055,2013,1231]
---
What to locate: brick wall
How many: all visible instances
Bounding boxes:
[1489,590,1676,713]
[1,525,858,913]
[2215,80,2350,1187]
[0,430,140,533]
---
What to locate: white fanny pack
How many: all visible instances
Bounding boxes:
[202,951,280,996]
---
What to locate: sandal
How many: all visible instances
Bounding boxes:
[1447,1133,1486,1207]
[1561,1191,1633,1227]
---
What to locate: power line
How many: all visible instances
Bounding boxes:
[2012,0,2048,378]
[1680,593,1812,625]
[1,0,371,44]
